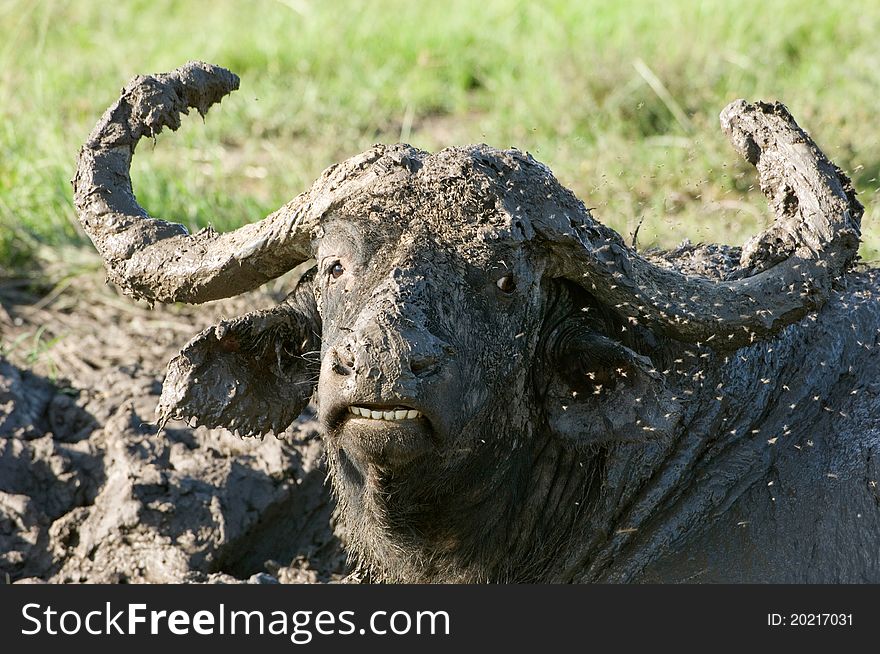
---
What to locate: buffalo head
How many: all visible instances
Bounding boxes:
[74,63,863,581]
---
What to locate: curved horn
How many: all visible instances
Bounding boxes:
[73,61,317,304]
[541,100,863,350]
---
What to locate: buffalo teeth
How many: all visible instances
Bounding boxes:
[347,406,422,421]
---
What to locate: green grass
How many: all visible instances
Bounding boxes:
[1,0,879,274]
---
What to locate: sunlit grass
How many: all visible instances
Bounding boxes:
[1,0,878,272]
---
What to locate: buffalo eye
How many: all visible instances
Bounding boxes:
[329,262,345,279]
[496,273,516,294]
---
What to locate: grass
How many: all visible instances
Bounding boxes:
[0,325,61,379]
[1,0,879,274]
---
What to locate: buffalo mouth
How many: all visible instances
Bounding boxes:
[347,405,423,421]
[325,401,437,469]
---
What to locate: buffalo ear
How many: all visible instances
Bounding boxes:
[157,286,321,438]
[541,329,680,446]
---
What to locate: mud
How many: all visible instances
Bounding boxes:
[0,267,346,584]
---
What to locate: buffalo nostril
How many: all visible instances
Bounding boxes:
[409,354,440,376]
[332,346,355,375]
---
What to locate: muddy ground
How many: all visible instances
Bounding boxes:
[0,256,348,584]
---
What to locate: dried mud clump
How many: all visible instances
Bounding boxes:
[0,279,346,584]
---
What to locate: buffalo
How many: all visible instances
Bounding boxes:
[73,62,879,582]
